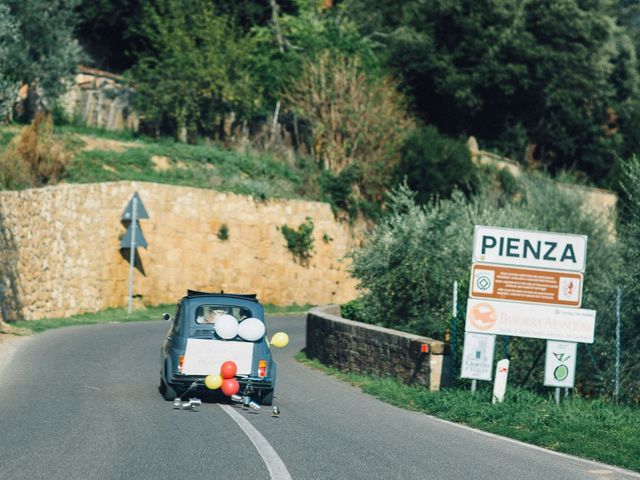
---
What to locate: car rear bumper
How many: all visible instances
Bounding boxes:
[169,374,274,393]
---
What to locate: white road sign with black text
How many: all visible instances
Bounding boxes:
[472,226,587,272]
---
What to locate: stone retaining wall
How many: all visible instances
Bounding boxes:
[0,182,360,321]
[306,305,452,390]
[59,66,139,131]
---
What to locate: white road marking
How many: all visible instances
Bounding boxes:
[219,404,292,480]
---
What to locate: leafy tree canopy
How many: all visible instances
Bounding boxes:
[129,0,261,141]
[0,3,20,120]
[346,0,637,186]
[4,0,81,111]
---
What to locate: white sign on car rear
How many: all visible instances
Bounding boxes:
[472,225,587,272]
[182,339,254,375]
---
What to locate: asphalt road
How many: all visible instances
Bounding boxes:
[0,316,637,480]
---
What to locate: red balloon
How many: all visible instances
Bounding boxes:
[220,361,238,379]
[221,378,240,396]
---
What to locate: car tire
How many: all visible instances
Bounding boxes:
[260,389,274,406]
[160,375,177,401]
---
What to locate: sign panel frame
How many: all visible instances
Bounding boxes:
[469,263,583,307]
[465,298,596,343]
[544,340,577,388]
[472,225,587,272]
[460,332,496,381]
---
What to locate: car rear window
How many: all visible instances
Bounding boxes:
[194,304,252,324]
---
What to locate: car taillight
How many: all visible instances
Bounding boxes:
[178,355,185,373]
[258,360,267,378]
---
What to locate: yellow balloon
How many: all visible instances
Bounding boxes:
[270,332,289,348]
[204,374,223,390]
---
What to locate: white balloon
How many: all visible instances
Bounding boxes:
[215,314,239,340]
[238,317,266,342]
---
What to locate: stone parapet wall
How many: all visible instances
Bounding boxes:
[0,182,359,321]
[306,306,452,390]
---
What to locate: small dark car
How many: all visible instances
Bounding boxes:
[160,290,282,405]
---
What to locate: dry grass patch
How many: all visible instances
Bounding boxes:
[79,135,139,152]
[151,155,172,171]
[0,113,73,189]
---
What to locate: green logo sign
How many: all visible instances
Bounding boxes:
[554,364,569,381]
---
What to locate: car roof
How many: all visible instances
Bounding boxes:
[184,289,260,303]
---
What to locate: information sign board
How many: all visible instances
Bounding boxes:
[469,263,583,307]
[460,332,496,381]
[465,298,596,343]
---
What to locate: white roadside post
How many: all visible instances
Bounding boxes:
[492,359,510,404]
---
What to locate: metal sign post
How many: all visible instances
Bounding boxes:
[452,281,458,376]
[127,197,138,315]
[120,192,149,316]
[615,287,621,402]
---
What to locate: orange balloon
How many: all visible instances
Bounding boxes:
[220,361,238,379]
[221,378,240,396]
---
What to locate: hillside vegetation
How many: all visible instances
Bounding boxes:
[0,122,323,203]
[2,0,640,405]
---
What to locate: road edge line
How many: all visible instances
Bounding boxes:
[219,404,292,480]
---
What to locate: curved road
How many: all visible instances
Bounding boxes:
[0,316,637,480]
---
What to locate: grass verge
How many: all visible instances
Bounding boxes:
[10,305,174,335]
[296,352,640,473]
[264,303,314,315]
[5,303,310,336]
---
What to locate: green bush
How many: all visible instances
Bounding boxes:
[348,176,621,397]
[617,156,640,402]
[318,164,360,218]
[396,125,479,203]
[217,224,229,241]
[281,217,314,265]
[340,298,367,324]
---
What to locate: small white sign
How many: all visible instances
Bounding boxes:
[182,339,253,375]
[473,226,587,272]
[492,359,510,404]
[544,341,577,388]
[465,298,596,343]
[557,277,581,302]
[460,333,496,381]
[472,268,495,294]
